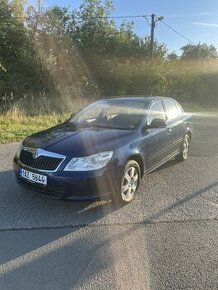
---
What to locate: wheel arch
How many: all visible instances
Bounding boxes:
[186,130,192,141]
[128,154,144,178]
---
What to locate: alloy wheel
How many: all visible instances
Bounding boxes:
[182,135,190,160]
[121,166,139,202]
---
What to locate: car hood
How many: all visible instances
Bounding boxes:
[23,122,135,157]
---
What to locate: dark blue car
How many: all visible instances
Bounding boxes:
[14,96,192,204]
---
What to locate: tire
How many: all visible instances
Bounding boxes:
[112,160,141,206]
[176,134,191,162]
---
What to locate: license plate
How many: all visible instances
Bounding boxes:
[20,169,47,185]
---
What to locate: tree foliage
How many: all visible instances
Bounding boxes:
[0,0,218,114]
[0,0,53,98]
[181,43,218,60]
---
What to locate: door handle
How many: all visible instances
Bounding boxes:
[167,128,172,133]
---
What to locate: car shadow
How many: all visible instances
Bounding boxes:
[143,181,218,223]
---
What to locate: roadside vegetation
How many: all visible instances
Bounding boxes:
[0,112,69,144]
[1,0,218,143]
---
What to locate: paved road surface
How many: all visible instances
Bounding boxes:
[0,115,217,290]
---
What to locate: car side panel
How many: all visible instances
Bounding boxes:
[165,117,185,154]
[140,128,171,171]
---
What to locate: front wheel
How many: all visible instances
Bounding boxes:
[112,160,140,205]
[176,134,191,162]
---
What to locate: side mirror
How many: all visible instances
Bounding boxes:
[148,118,167,129]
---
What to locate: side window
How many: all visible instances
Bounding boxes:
[163,99,179,121]
[147,101,166,125]
[174,101,184,114]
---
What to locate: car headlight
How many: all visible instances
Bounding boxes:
[15,143,23,158]
[64,151,113,171]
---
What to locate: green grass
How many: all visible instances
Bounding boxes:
[0,113,69,144]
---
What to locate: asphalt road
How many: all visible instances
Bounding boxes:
[0,115,217,290]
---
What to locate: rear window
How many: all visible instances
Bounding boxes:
[163,99,179,121]
[175,102,184,114]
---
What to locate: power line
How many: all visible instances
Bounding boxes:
[75,15,150,20]
[75,14,195,45]
[143,15,150,26]
[159,19,195,44]
[102,15,151,19]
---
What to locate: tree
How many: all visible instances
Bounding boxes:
[167,51,179,61]
[0,0,53,100]
[68,0,167,58]
[68,0,115,53]
[181,43,218,61]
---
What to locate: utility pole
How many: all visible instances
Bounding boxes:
[150,14,155,58]
[150,14,164,58]
[38,0,42,14]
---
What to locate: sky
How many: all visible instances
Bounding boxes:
[29,0,218,54]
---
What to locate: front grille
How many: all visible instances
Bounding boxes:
[19,149,63,171]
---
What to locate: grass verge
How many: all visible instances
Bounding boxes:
[0,113,69,144]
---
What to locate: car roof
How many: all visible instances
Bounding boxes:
[98,96,176,103]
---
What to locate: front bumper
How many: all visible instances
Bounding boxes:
[13,160,119,201]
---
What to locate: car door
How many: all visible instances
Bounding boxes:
[142,100,170,171]
[162,99,185,155]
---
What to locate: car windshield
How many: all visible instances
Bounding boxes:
[70,100,149,130]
